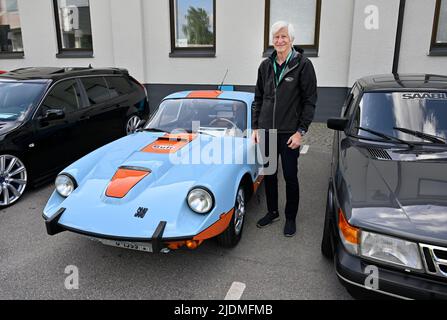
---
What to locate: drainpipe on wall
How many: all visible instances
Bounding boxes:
[392,0,406,74]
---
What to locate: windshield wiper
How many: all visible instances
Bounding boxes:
[393,127,446,144]
[353,127,415,148]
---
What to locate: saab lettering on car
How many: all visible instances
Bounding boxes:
[134,207,148,219]
[402,93,447,100]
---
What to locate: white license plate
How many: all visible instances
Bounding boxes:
[97,238,153,253]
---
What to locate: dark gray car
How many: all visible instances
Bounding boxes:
[322,74,447,300]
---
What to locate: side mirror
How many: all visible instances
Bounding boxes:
[327,117,349,131]
[43,108,65,121]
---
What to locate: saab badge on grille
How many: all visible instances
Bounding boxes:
[134,207,148,219]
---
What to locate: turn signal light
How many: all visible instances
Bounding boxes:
[186,240,199,250]
[338,209,360,244]
[167,241,185,250]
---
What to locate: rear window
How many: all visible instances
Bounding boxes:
[81,77,110,104]
[106,76,133,98]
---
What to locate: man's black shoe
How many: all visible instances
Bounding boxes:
[284,219,296,237]
[256,212,280,228]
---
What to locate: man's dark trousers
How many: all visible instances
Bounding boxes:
[263,132,300,221]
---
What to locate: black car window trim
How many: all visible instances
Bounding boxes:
[343,84,362,117]
[35,79,84,118]
[30,74,127,120]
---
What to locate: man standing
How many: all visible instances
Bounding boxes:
[252,21,317,237]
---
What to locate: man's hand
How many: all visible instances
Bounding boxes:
[252,129,259,144]
[287,132,302,150]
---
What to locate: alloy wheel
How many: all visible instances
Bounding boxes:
[234,188,245,235]
[0,155,27,206]
[126,115,141,135]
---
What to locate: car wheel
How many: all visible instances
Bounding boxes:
[321,182,334,259]
[0,154,27,207]
[217,185,246,248]
[125,114,141,135]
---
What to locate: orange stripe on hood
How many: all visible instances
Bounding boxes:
[142,133,196,154]
[187,90,222,99]
[105,167,150,198]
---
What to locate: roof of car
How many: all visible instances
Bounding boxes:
[164,90,254,104]
[0,67,129,81]
[358,74,447,91]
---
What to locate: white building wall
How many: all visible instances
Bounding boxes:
[2,0,444,89]
[144,0,355,87]
[347,0,400,86]
[398,0,447,74]
[0,0,115,72]
[110,0,146,81]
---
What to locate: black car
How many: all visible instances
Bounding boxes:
[0,67,149,207]
[322,74,447,300]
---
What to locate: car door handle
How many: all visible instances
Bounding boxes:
[80,115,90,120]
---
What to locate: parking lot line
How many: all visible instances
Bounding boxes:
[224,282,246,300]
[300,145,309,155]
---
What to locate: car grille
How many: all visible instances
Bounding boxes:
[420,243,447,279]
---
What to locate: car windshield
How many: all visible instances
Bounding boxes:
[0,81,47,121]
[352,92,447,144]
[146,98,247,133]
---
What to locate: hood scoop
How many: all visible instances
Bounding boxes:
[141,133,196,154]
[367,148,392,160]
[105,166,151,198]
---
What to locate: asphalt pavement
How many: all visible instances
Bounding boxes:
[0,123,352,300]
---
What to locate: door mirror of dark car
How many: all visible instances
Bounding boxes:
[42,108,65,121]
[327,118,349,131]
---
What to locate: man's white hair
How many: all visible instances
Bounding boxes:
[271,21,295,44]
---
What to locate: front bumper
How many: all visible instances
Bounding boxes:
[43,208,192,253]
[335,241,447,300]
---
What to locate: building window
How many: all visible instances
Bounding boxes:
[431,0,447,55]
[169,0,216,57]
[0,0,24,58]
[53,0,93,58]
[264,0,321,57]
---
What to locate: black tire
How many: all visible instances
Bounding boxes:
[321,183,334,259]
[217,184,246,248]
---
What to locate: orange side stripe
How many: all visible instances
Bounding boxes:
[105,168,150,198]
[187,90,222,99]
[193,209,235,241]
[253,175,264,193]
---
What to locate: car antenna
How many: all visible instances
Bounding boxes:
[218,69,229,90]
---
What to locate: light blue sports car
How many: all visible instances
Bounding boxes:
[42,90,264,253]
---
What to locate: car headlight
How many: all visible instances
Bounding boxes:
[55,174,77,197]
[360,231,423,271]
[187,188,214,214]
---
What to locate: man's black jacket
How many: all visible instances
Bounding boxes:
[252,48,317,133]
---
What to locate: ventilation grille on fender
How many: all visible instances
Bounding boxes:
[367,148,392,160]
